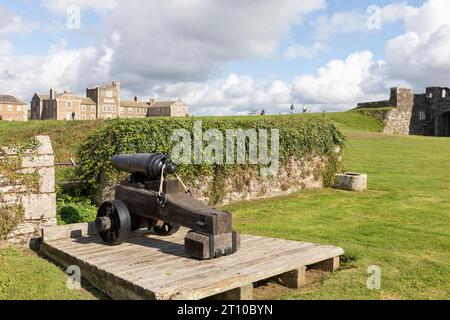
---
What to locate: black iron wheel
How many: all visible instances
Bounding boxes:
[96,200,131,245]
[152,223,181,236]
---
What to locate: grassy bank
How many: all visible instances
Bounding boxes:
[0,110,382,162]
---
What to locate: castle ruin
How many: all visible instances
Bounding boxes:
[357,87,450,137]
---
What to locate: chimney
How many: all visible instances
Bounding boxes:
[112,81,121,101]
[50,89,56,100]
[149,97,156,105]
[134,96,138,102]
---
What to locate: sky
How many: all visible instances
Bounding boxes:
[0,0,449,116]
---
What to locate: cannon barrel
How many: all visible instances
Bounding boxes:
[112,153,177,179]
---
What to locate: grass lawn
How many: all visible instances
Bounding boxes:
[0,246,100,300]
[1,111,449,300]
[225,129,450,300]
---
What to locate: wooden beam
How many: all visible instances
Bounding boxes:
[310,256,340,272]
[116,185,232,235]
[214,284,253,300]
[279,266,306,289]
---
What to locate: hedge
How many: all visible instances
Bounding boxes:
[77,117,345,202]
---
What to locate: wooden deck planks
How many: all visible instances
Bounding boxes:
[41,225,344,300]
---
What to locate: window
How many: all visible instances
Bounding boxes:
[17,105,22,112]
[103,105,107,112]
[91,105,96,112]
[106,90,113,98]
[419,111,426,121]
[129,108,132,113]
[81,105,86,111]
[112,106,116,112]
[67,101,72,109]
[7,105,12,112]
[120,107,124,113]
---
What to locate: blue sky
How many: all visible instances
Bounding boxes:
[1,0,449,115]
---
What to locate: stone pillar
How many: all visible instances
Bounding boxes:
[0,136,57,244]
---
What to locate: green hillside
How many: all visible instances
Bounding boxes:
[0,110,382,162]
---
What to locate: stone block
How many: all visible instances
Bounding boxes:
[21,193,56,220]
[22,155,54,168]
[35,136,54,155]
[334,172,367,192]
[38,167,55,193]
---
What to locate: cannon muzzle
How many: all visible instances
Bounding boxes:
[112,153,177,179]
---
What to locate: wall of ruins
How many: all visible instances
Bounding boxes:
[0,136,57,245]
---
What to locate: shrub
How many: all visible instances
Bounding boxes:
[56,193,97,225]
[77,117,345,202]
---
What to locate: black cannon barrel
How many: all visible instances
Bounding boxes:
[112,153,177,179]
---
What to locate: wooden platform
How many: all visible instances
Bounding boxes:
[41,223,344,300]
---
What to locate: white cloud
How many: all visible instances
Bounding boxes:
[386,25,450,86]
[151,74,293,116]
[313,11,366,39]
[284,42,327,59]
[102,0,325,86]
[0,5,37,35]
[148,51,397,116]
[0,40,13,55]
[379,2,418,25]
[384,0,450,87]
[291,51,389,105]
[4,0,450,116]
[40,0,118,14]
[402,0,450,35]
[0,39,114,101]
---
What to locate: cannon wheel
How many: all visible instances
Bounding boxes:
[96,200,131,245]
[152,222,181,236]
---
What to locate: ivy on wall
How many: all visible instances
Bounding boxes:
[0,138,40,239]
[0,205,24,240]
[0,138,41,192]
[76,117,345,203]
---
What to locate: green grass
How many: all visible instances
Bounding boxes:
[225,130,450,300]
[0,246,99,300]
[2,111,447,300]
[0,120,106,162]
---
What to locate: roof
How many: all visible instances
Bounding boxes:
[0,95,27,105]
[35,93,50,100]
[149,101,177,108]
[81,97,96,105]
[120,100,150,108]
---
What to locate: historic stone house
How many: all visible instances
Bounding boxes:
[31,81,189,121]
[0,95,28,121]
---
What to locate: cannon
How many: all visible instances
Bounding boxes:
[95,153,240,259]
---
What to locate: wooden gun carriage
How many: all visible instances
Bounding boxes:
[95,153,240,260]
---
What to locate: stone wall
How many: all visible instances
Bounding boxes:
[0,136,57,244]
[190,154,335,206]
[96,148,341,207]
[383,108,413,135]
[357,100,392,109]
